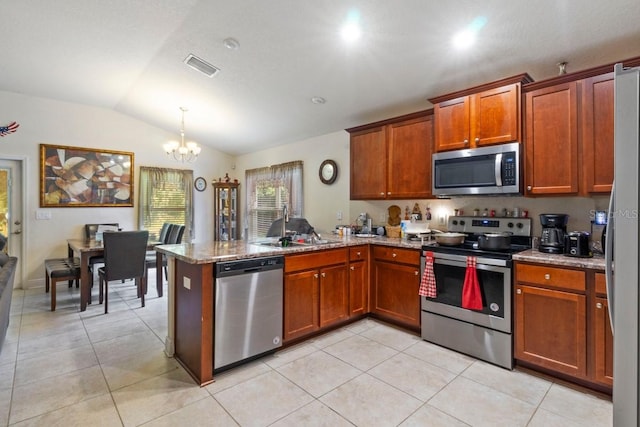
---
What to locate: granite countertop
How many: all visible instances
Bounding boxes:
[513,249,606,271]
[155,235,426,264]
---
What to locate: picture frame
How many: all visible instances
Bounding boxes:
[40,144,134,207]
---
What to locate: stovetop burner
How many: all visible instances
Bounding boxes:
[424,216,533,260]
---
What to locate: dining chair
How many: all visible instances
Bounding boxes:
[84,223,119,289]
[98,230,148,314]
[145,224,184,296]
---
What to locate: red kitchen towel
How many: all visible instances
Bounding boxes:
[462,256,483,310]
[419,251,437,298]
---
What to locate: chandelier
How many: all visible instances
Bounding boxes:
[163,107,201,162]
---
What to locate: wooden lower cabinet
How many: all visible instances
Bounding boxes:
[371,246,421,330]
[515,284,587,377]
[515,263,613,390]
[594,273,613,387]
[283,249,348,342]
[349,246,369,317]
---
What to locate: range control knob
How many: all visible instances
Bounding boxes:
[452,220,458,226]
[459,220,465,226]
[517,222,524,229]
[507,222,514,228]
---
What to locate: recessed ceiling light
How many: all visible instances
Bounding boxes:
[452,16,487,50]
[223,37,240,50]
[341,9,362,42]
[311,96,326,105]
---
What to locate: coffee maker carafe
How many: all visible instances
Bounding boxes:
[539,214,569,253]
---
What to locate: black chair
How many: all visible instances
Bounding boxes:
[84,223,119,289]
[146,224,184,297]
[98,230,148,313]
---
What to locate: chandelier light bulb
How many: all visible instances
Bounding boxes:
[164,108,200,162]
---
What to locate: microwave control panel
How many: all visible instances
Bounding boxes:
[502,152,517,185]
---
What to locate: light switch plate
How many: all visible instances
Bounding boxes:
[183,277,191,290]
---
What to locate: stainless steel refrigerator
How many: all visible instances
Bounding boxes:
[608,63,640,426]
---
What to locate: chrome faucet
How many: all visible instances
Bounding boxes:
[281,204,289,238]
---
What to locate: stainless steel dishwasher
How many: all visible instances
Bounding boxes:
[214,255,284,371]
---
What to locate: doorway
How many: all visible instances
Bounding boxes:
[0,158,24,288]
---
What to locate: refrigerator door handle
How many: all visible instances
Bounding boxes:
[605,181,615,334]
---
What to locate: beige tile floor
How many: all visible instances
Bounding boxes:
[0,272,613,426]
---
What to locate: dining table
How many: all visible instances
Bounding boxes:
[67,238,162,311]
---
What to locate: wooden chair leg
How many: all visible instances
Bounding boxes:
[51,279,56,311]
[104,278,108,314]
[46,274,50,293]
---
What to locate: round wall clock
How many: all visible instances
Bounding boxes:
[194,177,207,192]
[319,159,338,185]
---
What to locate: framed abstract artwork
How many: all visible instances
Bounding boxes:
[40,144,134,207]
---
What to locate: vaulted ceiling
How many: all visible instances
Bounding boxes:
[1,0,639,155]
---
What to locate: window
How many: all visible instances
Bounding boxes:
[138,167,193,241]
[245,161,303,239]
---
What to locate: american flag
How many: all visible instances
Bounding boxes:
[0,121,19,137]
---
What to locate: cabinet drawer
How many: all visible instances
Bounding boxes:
[285,248,348,273]
[595,272,607,296]
[349,246,369,262]
[516,263,585,292]
[373,246,419,265]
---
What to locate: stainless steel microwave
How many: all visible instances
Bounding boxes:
[432,142,521,196]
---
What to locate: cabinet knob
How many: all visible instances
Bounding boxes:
[414,271,419,276]
[321,272,326,278]
[544,274,550,280]
[596,302,603,309]
[380,192,385,196]
[464,139,469,144]
[527,185,532,191]
[475,137,480,143]
[350,266,355,271]
[314,273,319,279]
[392,253,397,258]
[387,192,391,195]
[516,289,522,294]
[356,252,361,257]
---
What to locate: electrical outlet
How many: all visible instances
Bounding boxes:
[336,211,342,220]
[379,213,386,223]
[439,215,446,226]
[183,277,191,290]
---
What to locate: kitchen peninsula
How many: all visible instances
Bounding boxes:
[155,236,424,386]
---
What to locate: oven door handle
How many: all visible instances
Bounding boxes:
[424,251,509,268]
[431,257,510,274]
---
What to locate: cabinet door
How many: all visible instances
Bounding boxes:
[387,115,433,199]
[349,260,368,317]
[515,285,587,377]
[319,264,349,329]
[524,82,579,195]
[350,126,387,199]
[582,73,614,194]
[371,260,420,329]
[284,270,319,342]
[434,96,470,152]
[472,83,520,147]
[594,296,614,387]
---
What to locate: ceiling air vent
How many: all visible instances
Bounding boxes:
[183,54,220,78]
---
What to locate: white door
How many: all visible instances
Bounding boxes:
[0,159,23,288]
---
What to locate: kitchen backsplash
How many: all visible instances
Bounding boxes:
[349,195,610,238]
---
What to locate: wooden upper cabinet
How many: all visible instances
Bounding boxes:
[472,84,520,147]
[430,74,531,153]
[524,82,579,195]
[433,96,470,151]
[387,115,433,199]
[349,126,387,199]
[581,73,614,194]
[348,110,433,200]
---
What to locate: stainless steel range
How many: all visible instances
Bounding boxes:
[420,216,531,369]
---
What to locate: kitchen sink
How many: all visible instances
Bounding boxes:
[251,238,336,249]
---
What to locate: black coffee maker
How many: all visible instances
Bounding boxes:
[539,214,569,253]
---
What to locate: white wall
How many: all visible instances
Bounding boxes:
[0,90,234,288]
